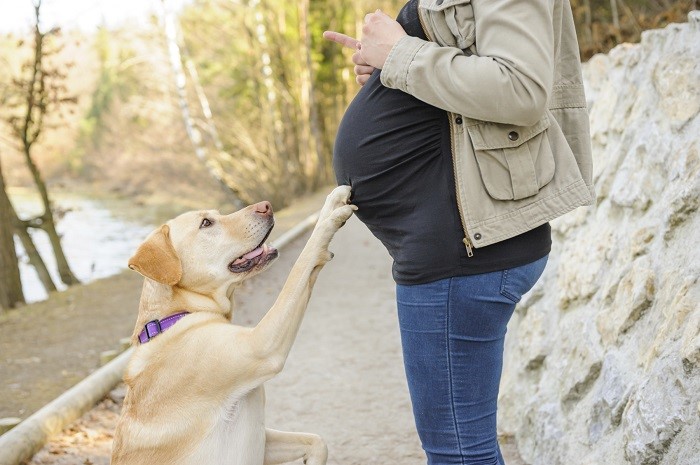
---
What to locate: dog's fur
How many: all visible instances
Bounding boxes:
[111,186,355,465]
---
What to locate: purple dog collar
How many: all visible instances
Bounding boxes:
[138,312,190,344]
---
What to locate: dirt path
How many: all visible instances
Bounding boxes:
[6,198,525,464]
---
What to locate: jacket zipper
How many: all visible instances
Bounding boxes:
[418,3,474,258]
[449,119,474,257]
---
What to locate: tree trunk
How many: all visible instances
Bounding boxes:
[610,0,622,42]
[297,0,326,189]
[582,0,593,48]
[17,4,80,287]
[616,0,643,35]
[297,0,315,188]
[20,144,80,286]
[160,0,244,207]
[182,42,245,210]
[13,214,57,294]
[249,0,285,181]
[0,160,25,311]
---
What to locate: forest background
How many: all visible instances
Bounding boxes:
[0,0,696,310]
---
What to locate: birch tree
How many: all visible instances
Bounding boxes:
[161,0,244,208]
[296,0,325,188]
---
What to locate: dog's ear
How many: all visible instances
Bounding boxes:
[128,225,182,286]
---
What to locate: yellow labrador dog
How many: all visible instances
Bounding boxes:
[111,186,355,465]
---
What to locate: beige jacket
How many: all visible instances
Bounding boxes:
[381,0,595,253]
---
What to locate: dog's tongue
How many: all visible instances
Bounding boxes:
[242,246,264,260]
[231,246,266,266]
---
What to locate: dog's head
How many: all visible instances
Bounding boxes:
[128,201,278,295]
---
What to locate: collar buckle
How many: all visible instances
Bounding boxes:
[144,319,162,340]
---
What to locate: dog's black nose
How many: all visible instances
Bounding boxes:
[254,201,272,216]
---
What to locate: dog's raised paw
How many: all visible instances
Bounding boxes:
[329,185,352,208]
[319,185,353,224]
[330,204,355,227]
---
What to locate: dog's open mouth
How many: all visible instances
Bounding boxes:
[228,225,278,273]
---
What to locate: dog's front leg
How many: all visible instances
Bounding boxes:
[249,185,354,370]
[264,428,327,465]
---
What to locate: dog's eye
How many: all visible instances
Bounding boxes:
[199,218,214,229]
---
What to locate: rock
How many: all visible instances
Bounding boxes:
[622,365,691,465]
[596,255,655,345]
[518,402,566,465]
[555,235,607,309]
[652,53,700,127]
[500,14,700,465]
[609,140,663,212]
[680,305,700,373]
[557,317,603,406]
[644,275,698,367]
[630,226,654,258]
[516,303,554,372]
[663,179,700,240]
[588,354,632,444]
[659,419,700,465]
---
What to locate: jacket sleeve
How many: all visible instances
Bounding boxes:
[380,0,554,126]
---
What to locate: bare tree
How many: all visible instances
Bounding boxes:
[0,156,25,311]
[3,0,79,288]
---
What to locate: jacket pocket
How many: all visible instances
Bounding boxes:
[422,0,475,50]
[467,115,555,201]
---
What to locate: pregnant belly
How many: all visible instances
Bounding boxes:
[332,72,447,212]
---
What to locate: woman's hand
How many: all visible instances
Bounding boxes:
[358,10,406,69]
[323,9,407,85]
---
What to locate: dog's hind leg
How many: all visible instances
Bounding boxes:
[264,428,328,465]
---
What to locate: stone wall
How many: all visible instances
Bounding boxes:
[499,12,700,465]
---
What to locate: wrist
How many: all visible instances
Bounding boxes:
[380,35,427,91]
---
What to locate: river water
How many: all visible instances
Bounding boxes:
[10,189,155,303]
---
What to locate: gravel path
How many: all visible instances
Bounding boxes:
[14,213,525,465]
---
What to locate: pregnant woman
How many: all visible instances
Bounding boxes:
[325,1,594,464]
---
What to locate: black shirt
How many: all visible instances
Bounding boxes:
[333,0,551,284]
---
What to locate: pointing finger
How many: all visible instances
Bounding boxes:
[322,31,360,50]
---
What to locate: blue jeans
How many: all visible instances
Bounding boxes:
[396,255,548,465]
